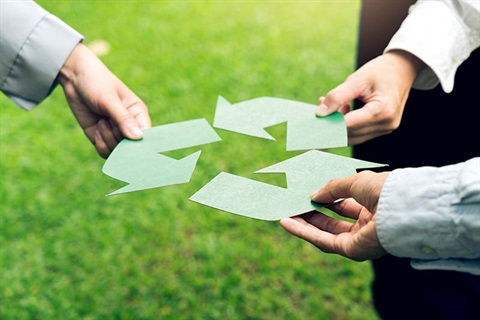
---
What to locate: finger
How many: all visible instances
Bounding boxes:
[107,119,124,142]
[117,83,151,130]
[94,130,111,159]
[280,217,345,255]
[320,95,353,115]
[343,100,387,130]
[280,217,336,246]
[326,198,365,220]
[303,211,355,234]
[100,95,144,140]
[310,175,358,204]
[129,101,152,129]
[83,125,97,145]
[344,100,402,143]
[312,172,387,214]
[338,104,352,115]
[316,77,366,116]
[98,119,119,152]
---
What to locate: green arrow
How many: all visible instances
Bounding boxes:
[103,118,221,196]
[213,96,347,150]
[189,150,386,221]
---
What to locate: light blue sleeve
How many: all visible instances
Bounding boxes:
[376,158,480,275]
[0,0,83,110]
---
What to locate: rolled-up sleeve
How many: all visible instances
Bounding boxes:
[0,0,83,110]
[376,158,480,275]
[384,0,480,93]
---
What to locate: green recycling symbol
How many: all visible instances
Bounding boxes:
[103,96,386,220]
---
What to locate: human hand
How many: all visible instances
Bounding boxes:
[57,43,151,158]
[316,50,424,145]
[280,171,390,261]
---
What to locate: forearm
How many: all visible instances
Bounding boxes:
[384,0,480,93]
[0,0,83,110]
[376,158,480,274]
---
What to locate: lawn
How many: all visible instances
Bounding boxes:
[0,1,380,319]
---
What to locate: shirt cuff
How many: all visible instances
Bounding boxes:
[376,159,480,260]
[411,258,480,276]
[384,1,477,93]
[2,14,83,110]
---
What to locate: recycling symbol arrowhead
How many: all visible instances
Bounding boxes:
[103,96,386,220]
[102,118,221,196]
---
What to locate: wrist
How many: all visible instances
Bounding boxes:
[57,42,88,86]
[384,50,425,86]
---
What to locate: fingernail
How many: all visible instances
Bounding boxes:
[129,126,143,139]
[316,103,329,116]
[310,190,319,199]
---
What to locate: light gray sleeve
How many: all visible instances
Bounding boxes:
[0,0,83,110]
[376,158,480,275]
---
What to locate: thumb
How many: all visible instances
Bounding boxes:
[102,96,144,140]
[317,76,364,116]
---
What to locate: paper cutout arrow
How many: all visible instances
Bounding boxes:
[213,96,347,151]
[189,150,386,221]
[103,118,221,196]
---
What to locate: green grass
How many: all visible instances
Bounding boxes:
[0,1,379,319]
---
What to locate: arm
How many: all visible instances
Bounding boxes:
[316,0,480,145]
[0,0,82,110]
[0,0,151,157]
[280,158,480,275]
[386,0,480,93]
[377,157,480,274]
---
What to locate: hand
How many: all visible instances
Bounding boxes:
[280,171,390,261]
[316,50,424,145]
[57,43,151,158]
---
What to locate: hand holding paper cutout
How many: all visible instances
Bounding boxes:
[280,170,389,261]
[316,51,424,145]
[58,43,152,158]
[190,150,386,221]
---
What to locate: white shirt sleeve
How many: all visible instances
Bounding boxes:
[384,0,480,93]
[376,158,480,275]
[0,0,83,110]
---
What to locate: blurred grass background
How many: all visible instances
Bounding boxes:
[0,1,380,319]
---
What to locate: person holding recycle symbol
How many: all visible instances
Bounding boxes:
[0,0,151,158]
[281,1,479,319]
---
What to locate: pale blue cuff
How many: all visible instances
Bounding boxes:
[376,160,480,260]
[411,258,480,276]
